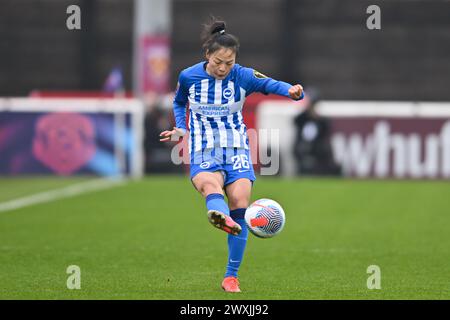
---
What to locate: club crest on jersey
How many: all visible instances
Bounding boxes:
[223,87,234,100]
[253,70,268,79]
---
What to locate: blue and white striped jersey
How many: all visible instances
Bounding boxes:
[173,61,303,154]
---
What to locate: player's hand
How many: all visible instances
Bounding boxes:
[288,84,303,100]
[159,127,186,142]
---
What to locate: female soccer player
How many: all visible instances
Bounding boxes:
[160,18,304,293]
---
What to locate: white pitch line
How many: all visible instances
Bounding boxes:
[0,177,127,213]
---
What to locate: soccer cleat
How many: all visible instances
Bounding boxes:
[207,210,242,235]
[221,276,241,293]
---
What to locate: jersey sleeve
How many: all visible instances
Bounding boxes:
[238,66,304,100]
[172,71,189,131]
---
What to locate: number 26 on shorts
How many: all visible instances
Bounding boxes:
[231,154,250,170]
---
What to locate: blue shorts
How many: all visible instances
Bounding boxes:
[190,147,256,186]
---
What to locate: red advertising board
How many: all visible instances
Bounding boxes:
[330,118,450,179]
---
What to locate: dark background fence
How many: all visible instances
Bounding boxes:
[1,0,449,101]
[0,0,133,96]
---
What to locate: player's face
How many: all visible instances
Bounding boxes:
[206,48,236,80]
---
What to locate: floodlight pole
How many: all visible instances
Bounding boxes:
[133,0,172,98]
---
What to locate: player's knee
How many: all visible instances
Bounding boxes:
[228,197,250,210]
[199,180,222,197]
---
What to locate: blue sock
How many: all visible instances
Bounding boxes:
[205,193,230,216]
[225,208,248,278]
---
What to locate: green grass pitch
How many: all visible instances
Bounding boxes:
[0,176,449,299]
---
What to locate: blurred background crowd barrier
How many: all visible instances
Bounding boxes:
[0,0,449,179]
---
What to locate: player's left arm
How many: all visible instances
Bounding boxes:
[240,67,304,100]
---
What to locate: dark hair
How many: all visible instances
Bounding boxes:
[201,17,240,55]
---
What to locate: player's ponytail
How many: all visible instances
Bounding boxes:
[201,17,240,55]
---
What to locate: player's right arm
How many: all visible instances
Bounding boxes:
[160,71,188,142]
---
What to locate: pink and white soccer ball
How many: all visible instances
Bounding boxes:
[245,199,286,238]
